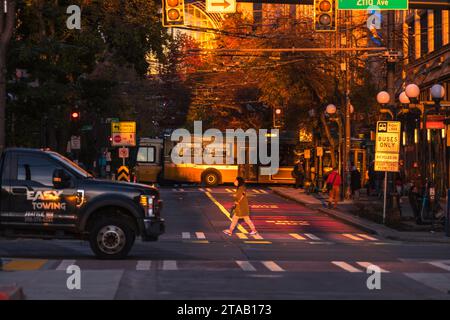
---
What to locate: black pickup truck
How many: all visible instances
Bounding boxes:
[0,148,165,259]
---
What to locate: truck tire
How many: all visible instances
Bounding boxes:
[202,170,220,187]
[89,217,135,259]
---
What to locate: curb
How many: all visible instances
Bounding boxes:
[0,285,25,300]
[271,187,450,243]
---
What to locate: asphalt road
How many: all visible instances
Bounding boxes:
[1,186,450,300]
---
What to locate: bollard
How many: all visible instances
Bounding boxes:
[446,189,450,237]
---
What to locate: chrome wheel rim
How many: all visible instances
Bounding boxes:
[97,225,126,255]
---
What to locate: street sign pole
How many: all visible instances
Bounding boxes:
[383,171,388,224]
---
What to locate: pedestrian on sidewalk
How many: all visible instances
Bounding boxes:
[292,161,305,189]
[350,165,361,200]
[223,177,258,236]
[326,167,341,209]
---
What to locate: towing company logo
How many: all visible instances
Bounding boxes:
[27,190,63,202]
[170,121,280,175]
[25,190,66,223]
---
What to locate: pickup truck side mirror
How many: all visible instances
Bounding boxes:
[53,169,71,189]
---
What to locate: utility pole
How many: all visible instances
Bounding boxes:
[344,10,352,199]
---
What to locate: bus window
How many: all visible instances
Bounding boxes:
[137,147,156,163]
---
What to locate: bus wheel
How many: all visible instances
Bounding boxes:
[202,171,220,187]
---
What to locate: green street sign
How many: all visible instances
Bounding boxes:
[338,0,408,10]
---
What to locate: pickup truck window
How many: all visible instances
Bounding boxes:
[48,152,93,178]
[17,154,58,187]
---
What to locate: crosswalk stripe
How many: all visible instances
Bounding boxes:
[357,234,378,241]
[289,233,306,240]
[236,233,248,239]
[136,260,152,271]
[162,260,178,271]
[332,261,363,273]
[356,262,390,273]
[252,189,261,194]
[304,233,321,241]
[56,259,76,271]
[206,188,212,192]
[259,189,268,194]
[182,232,191,239]
[343,234,364,241]
[196,232,206,240]
[236,260,256,272]
[225,188,233,193]
[252,234,263,240]
[428,261,450,271]
[179,188,185,192]
[199,188,206,192]
[262,261,285,272]
[3,259,48,271]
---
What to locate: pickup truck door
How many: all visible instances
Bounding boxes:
[6,152,80,231]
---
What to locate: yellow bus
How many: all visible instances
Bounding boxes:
[133,134,297,186]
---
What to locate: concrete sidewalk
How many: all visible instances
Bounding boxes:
[271,186,450,244]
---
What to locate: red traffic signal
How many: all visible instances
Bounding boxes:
[314,0,337,32]
[162,0,185,27]
[71,111,80,121]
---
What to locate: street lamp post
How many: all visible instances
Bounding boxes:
[325,103,354,201]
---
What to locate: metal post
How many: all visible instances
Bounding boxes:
[383,171,388,224]
[446,189,450,237]
[344,10,352,200]
[445,189,450,237]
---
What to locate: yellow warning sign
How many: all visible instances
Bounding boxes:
[117,166,130,182]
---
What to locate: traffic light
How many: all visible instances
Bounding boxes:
[273,108,284,128]
[70,111,80,121]
[162,0,185,27]
[314,0,337,32]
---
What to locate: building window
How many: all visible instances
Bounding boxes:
[420,13,428,56]
[253,3,263,27]
[434,10,443,50]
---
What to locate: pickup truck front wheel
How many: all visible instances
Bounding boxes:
[89,217,135,259]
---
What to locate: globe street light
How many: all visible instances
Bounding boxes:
[376,91,390,105]
[399,91,410,105]
[430,84,445,101]
[405,84,420,103]
[325,104,337,115]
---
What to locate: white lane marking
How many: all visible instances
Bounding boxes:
[179,188,185,192]
[262,261,285,272]
[172,188,177,192]
[428,261,450,271]
[304,233,321,241]
[342,233,364,241]
[225,188,233,193]
[162,260,178,271]
[136,260,152,271]
[252,234,263,240]
[289,233,306,240]
[195,232,206,240]
[199,188,206,192]
[236,260,256,272]
[357,234,378,241]
[357,262,390,273]
[332,261,363,273]
[182,232,191,239]
[252,189,261,194]
[206,188,212,192]
[56,259,76,271]
[259,189,268,194]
